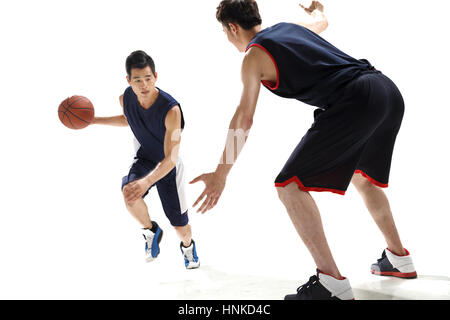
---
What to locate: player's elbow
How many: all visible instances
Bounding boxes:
[320,19,329,32]
[315,19,328,34]
[236,110,254,131]
[241,116,254,131]
[244,117,253,130]
[165,150,180,168]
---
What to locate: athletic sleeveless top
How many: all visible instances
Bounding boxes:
[123,87,184,162]
[246,22,375,108]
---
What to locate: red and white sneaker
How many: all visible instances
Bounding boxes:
[284,270,355,300]
[371,248,417,279]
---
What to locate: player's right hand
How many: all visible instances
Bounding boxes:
[189,172,226,214]
[300,1,324,14]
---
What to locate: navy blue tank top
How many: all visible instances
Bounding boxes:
[246,22,375,108]
[123,87,185,162]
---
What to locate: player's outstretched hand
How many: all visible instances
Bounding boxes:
[123,178,151,203]
[190,172,226,214]
[300,1,324,14]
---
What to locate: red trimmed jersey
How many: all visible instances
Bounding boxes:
[246,22,374,109]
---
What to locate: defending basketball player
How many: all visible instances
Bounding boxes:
[190,1,416,299]
[92,50,200,269]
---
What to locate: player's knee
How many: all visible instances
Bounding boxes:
[276,186,287,202]
[352,174,374,193]
[276,183,298,203]
[122,191,137,207]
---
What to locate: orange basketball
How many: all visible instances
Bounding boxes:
[58,96,95,129]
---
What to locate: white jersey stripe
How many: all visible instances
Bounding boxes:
[175,158,188,214]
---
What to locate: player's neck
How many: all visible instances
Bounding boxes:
[138,87,159,109]
[242,25,262,48]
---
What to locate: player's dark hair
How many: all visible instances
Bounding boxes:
[126,50,156,77]
[216,0,262,30]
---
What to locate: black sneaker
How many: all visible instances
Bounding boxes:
[371,248,417,279]
[284,270,354,300]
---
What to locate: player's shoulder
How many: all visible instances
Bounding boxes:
[245,23,288,55]
[266,22,293,31]
[245,22,303,60]
[122,86,134,100]
[243,43,269,69]
[268,22,299,31]
[123,86,133,96]
[249,22,300,45]
[157,88,179,107]
[253,22,293,39]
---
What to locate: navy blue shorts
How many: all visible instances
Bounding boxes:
[121,157,189,227]
[275,71,405,195]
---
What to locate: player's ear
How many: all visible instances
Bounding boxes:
[153,71,158,81]
[229,23,238,35]
[126,75,131,84]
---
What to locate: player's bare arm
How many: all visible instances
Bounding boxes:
[92,94,128,126]
[297,1,328,34]
[123,106,182,203]
[190,50,262,213]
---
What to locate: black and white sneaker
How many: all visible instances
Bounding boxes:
[371,248,417,279]
[284,270,354,300]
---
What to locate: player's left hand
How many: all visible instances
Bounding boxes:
[190,172,226,214]
[123,178,152,203]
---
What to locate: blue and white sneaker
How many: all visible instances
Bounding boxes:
[180,239,200,269]
[142,222,163,263]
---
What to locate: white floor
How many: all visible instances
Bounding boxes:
[351,274,450,300]
[2,254,447,300]
[1,177,448,300]
[1,185,449,300]
[156,266,450,300]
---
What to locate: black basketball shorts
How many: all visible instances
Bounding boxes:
[275,71,405,195]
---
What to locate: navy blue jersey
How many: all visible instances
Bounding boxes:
[246,22,375,108]
[123,87,185,163]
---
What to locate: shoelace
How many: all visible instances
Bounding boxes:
[184,246,195,262]
[144,234,155,252]
[377,250,387,263]
[296,275,318,297]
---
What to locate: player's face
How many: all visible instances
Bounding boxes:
[127,66,157,98]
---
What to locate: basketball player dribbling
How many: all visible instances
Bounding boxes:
[93,50,200,269]
[191,1,416,299]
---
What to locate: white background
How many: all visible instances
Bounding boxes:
[0,0,449,299]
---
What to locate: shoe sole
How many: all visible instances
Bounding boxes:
[371,269,417,279]
[284,295,354,300]
[186,262,200,269]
